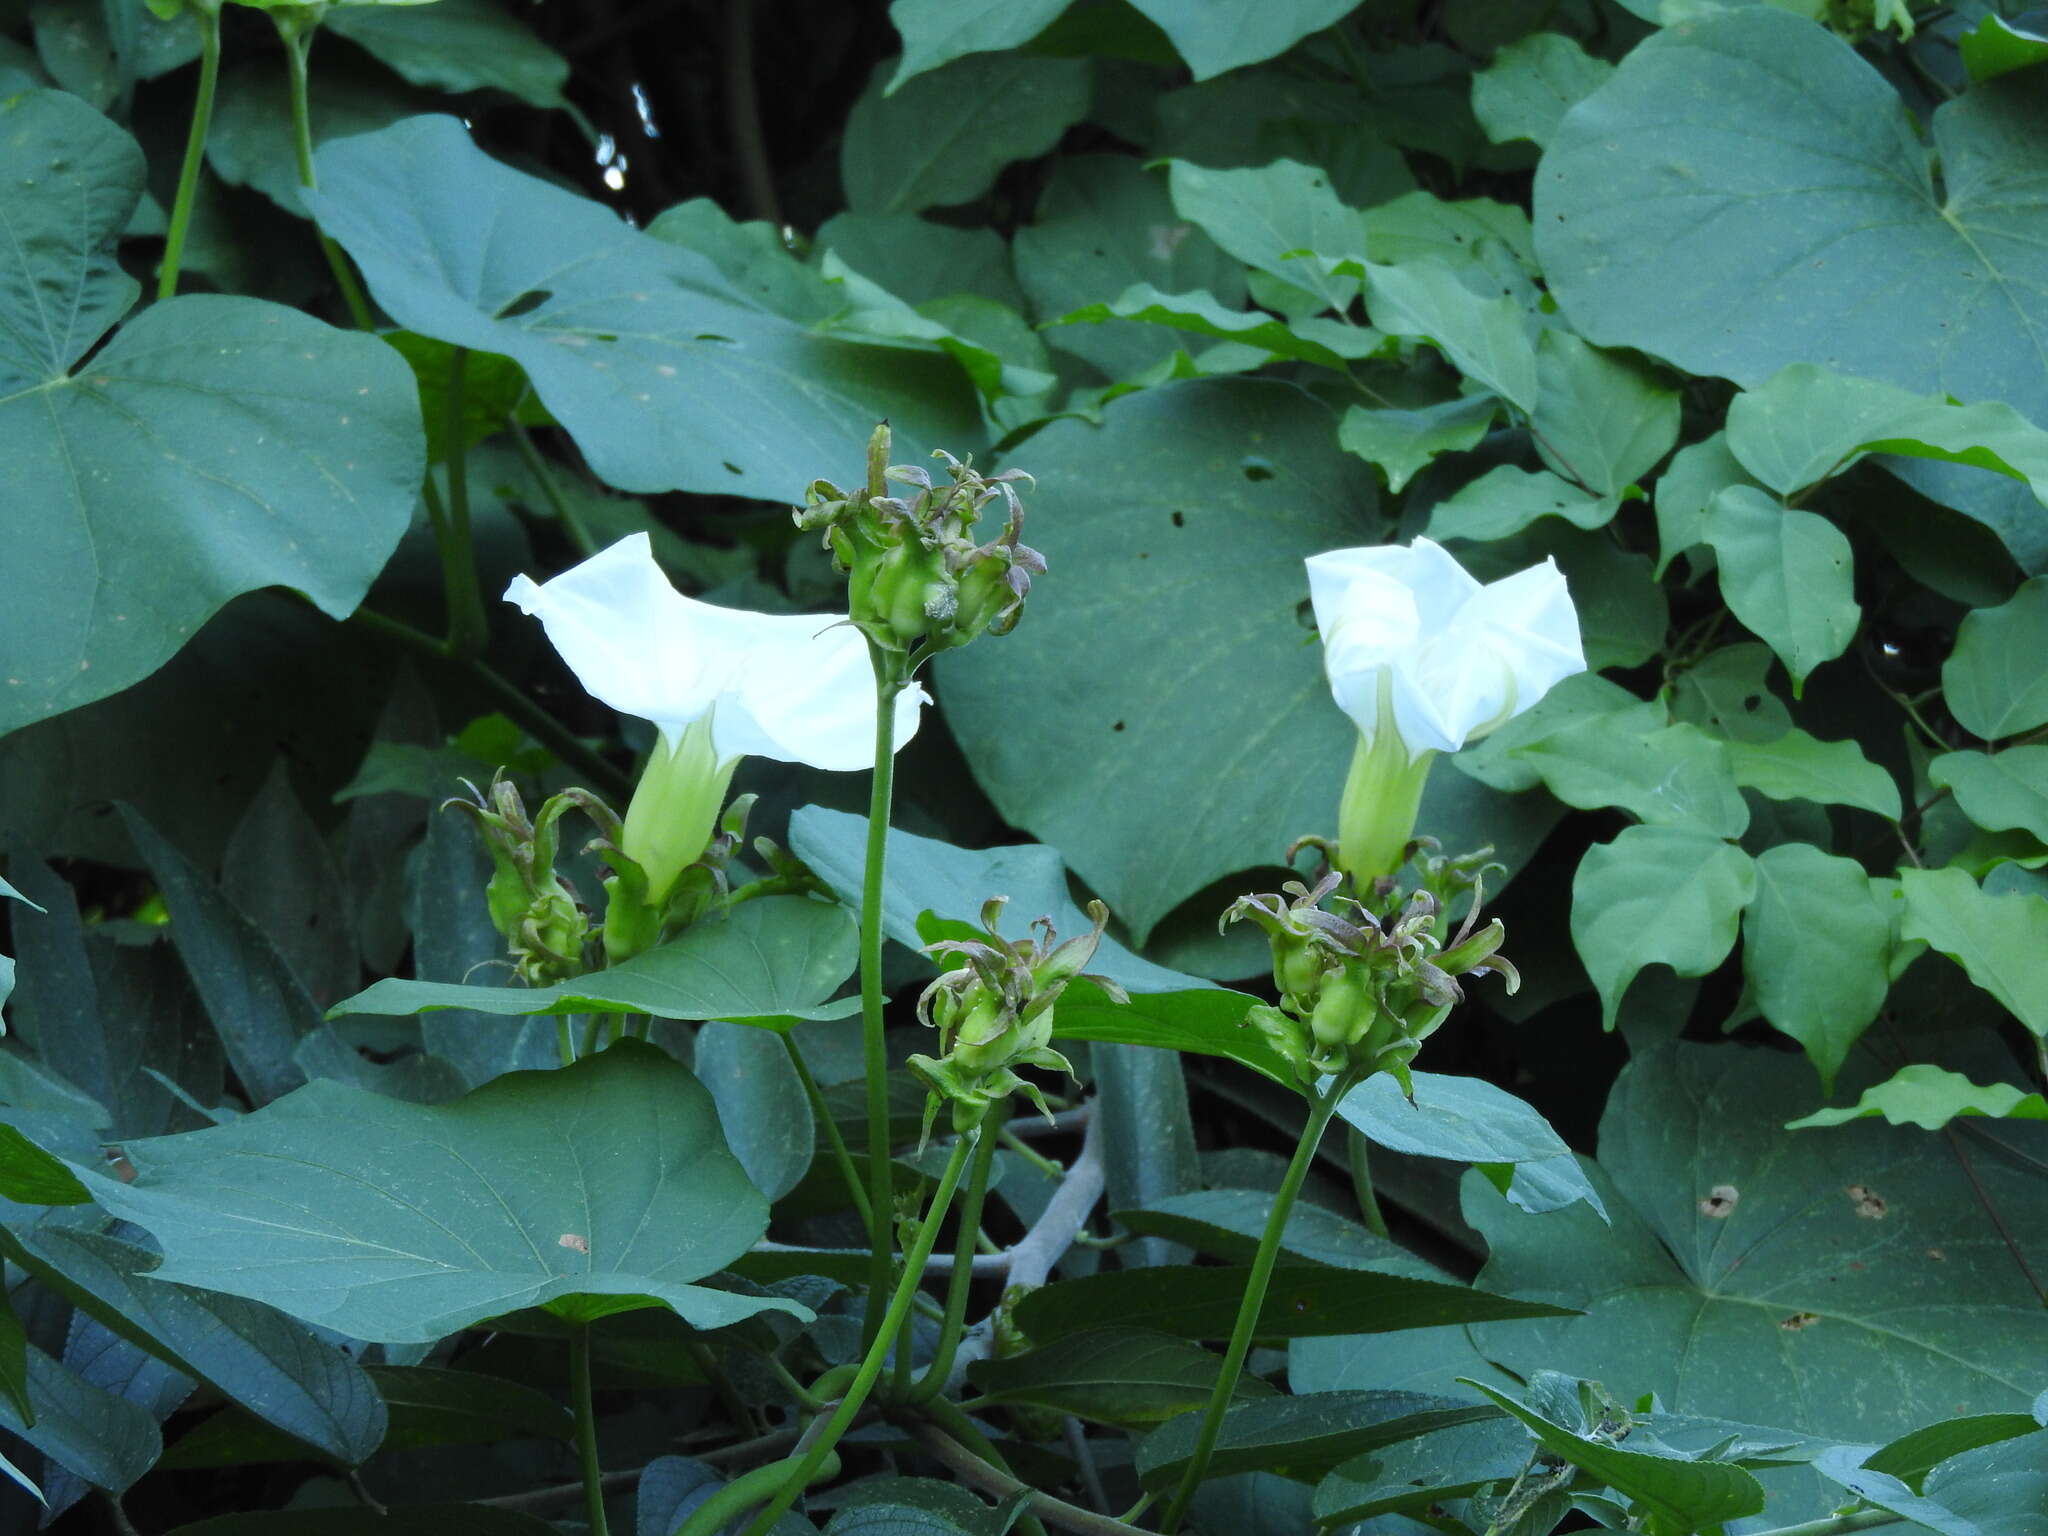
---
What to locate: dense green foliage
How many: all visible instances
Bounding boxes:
[1,0,2046,1532]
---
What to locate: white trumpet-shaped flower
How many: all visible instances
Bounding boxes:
[506,533,925,900]
[1305,537,1583,881]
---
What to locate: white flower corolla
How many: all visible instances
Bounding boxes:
[1305,537,1584,881]
[506,533,926,900]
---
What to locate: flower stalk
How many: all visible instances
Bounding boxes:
[156,0,222,302]
[1158,1066,1362,1534]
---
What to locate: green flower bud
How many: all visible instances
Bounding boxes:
[621,715,737,908]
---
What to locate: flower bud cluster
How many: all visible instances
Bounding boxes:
[794,423,1045,657]
[446,775,593,986]
[909,897,1127,1136]
[448,774,768,981]
[1225,863,1518,1094]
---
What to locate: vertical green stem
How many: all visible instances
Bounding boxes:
[783,1032,870,1230]
[909,1104,1003,1404]
[569,1325,611,1536]
[157,2,222,302]
[1159,1070,1359,1534]
[278,15,375,331]
[859,642,905,1350]
[508,417,598,559]
[738,1135,975,1536]
[437,346,490,662]
[1346,1125,1389,1239]
[556,1017,576,1068]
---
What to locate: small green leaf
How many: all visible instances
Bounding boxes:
[1134,1391,1504,1489]
[1727,730,1902,819]
[885,0,1073,88]
[696,1020,814,1203]
[0,1344,158,1494]
[1462,1375,1766,1527]
[1167,158,1365,314]
[1944,578,2048,740]
[1425,464,1618,543]
[842,52,1090,214]
[332,896,859,1030]
[1789,1064,2048,1131]
[1014,1265,1575,1346]
[1742,845,1890,1093]
[1127,0,1358,80]
[1528,331,1678,497]
[1896,866,2048,1038]
[1312,1416,1531,1522]
[1959,13,2048,82]
[1471,32,1614,148]
[0,1123,91,1205]
[1507,717,1749,837]
[325,0,569,107]
[1728,363,2048,501]
[79,1041,807,1343]
[1119,1190,1451,1274]
[1337,1071,1605,1219]
[1702,487,1858,690]
[1363,260,1538,411]
[1572,826,1757,1029]
[1338,395,1498,494]
[1931,748,2048,842]
[1862,1410,2045,1483]
[968,1327,1272,1426]
[1054,283,1381,369]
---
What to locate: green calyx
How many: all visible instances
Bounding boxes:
[621,715,738,911]
[795,422,1044,658]
[1335,714,1436,889]
[1224,856,1518,1094]
[908,895,1126,1137]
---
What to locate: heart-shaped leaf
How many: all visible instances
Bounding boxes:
[0,90,423,734]
[79,1040,806,1343]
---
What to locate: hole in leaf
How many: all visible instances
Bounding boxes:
[723,462,743,476]
[1170,510,1185,527]
[695,333,736,344]
[1112,721,1125,732]
[496,289,552,319]
[1241,457,1276,482]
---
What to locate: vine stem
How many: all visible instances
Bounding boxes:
[569,1325,611,1536]
[508,417,598,558]
[1158,1068,1361,1533]
[277,12,375,330]
[731,1134,977,1536]
[782,1031,870,1230]
[1748,1512,1901,1536]
[438,346,490,661]
[156,0,222,302]
[859,641,906,1349]
[908,1100,1003,1404]
[1346,1124,1389,1238]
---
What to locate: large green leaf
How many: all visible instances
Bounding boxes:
[1116,1190,1447,1276]
[1012,1263,1575,1345]
[1896,866,2048,1038]
[937,377,1549,941]
[0,1343,158,1494]
[1471,32,1613,149]
[1537,9,2048,423]
[1943,577,2048,741]
[332,895,860,1031]
[695,1020,813,1204]
[1741,844,1891,1093]
[1571,825,1757,1028]
[1528,331,1678,497]
[0,90,423,735]
[0,1220,386,1465]
[1725,729,1902,820]
[1451,1044,2048,1516]
[304,114,979,501]
[1311,1416,1531,1522]
[78,1040,805,1343]
[841,51,1090,215]
[966,1326,1272,1426]
[1168,159,1367,315]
